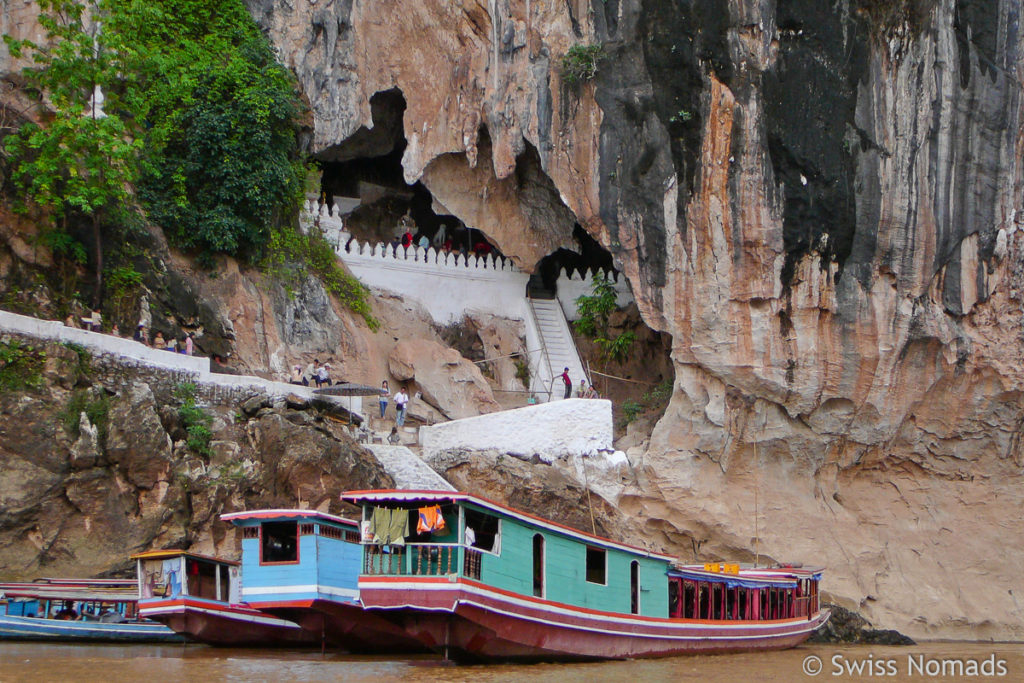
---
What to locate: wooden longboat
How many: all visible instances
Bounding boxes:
[134,549,316,646]
[343,489,830,662]
[219,509,428,653]
[0,578,183,643]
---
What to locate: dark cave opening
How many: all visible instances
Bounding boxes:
[530,226,618,296]
[316,88,493,255]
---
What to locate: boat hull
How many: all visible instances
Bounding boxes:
[253,598,430,654]
[0,614,184,643]
[360,576,831,662]
[138,597,317,646]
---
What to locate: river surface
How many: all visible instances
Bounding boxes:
[0,641,1021,682]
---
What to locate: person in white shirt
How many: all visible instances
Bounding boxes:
[394,387,409,426]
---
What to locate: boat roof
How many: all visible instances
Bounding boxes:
[130,549,240,566]
[342,490,676,562]
[0,581,138,603]
[220,508,358,528]
[670,564,825,587]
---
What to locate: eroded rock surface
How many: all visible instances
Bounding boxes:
[248,0,1024,639]
[0,338,394,578]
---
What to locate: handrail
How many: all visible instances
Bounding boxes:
[525,298,555,399]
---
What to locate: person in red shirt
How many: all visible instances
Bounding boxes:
[560,367,572,399]
[402,230,413,248]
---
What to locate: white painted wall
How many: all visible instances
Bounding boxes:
[419,398,613,461]
[555,269,633,321]
[299,200,634,326]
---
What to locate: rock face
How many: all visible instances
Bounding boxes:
[0,337,394,578]
[248,0,1024,639]
[388,338,500,420]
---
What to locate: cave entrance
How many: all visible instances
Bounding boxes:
[317,89,499,258]
[527,225,617,298]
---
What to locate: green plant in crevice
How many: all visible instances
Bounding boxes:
[0,340,46,391]
[173,382,214,458]
[60,341,92,376]
[263,226,377,329]
[595,330,636,364]
[59,389,110,444]
[561,43,604,85]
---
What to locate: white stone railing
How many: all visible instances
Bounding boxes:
[299,198,634,326]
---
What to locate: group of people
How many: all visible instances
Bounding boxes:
[378,380,410,426]
[288,358,333,387]
[64,313,195,356]
[560,367,599,399]
[133,325,194,355]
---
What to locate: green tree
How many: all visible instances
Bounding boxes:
[4,0,141,306]
[105,0,305,261]
[574,275,634,364]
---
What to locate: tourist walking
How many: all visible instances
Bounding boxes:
[379,380,390,419]
[184,333,193,356]
[395,386,409,426]
[560,367,572,399]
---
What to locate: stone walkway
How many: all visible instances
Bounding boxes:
[364,445,455,491]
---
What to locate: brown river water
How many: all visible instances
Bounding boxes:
[0,641,1021,682]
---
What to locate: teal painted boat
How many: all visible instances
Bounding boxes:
[344,489,829,662]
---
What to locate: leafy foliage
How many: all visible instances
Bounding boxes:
[617,379,673,428]
[561,44,604,85]
[173,382,213,457]
[0,340,46,391]
[596,330,636,364]
[114,0,306,260]
[574,275,634,363]
[4,0,141,302]
[3,0,306,263]
[264,226,377,328]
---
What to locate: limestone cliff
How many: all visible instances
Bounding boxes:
[248,0,1024,639]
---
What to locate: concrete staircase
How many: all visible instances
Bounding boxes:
[364,445,455,491]
[526,297,587,401]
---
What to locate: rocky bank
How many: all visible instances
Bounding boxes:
[0,335,393,578]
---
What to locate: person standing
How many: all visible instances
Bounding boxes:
[560,367,572,399]
[184,333,194,356]
[395,386,409,426]
[379,380,390,419]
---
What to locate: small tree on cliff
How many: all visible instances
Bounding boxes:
[574,275,636,365]
[4,0,140,307]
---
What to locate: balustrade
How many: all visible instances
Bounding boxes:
[362,544,469,577]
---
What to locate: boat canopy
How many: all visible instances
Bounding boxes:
[130,549,239,566]
[342,489,676,562]
[0,582,137,603]
[220,509,358,528]
[669,565,823,589]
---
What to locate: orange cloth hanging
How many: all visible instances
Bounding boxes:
[417,505,446,534]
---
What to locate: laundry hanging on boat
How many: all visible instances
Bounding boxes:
[388,508,409,546]
[370,506,409,545]
[371,506,392,544]
[417,505,447,534]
